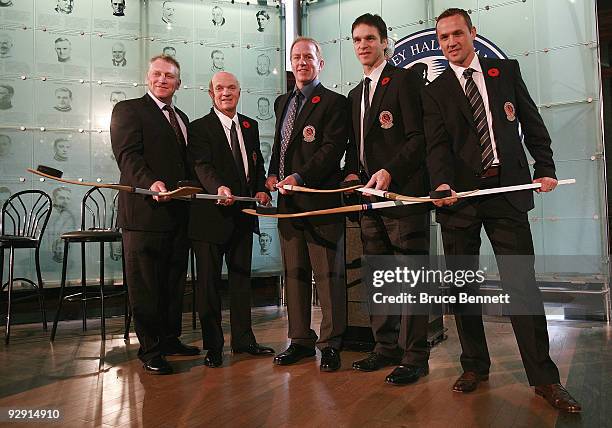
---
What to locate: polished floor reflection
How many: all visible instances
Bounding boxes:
[0,307,610,427]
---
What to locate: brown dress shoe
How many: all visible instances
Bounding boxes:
[452,371,489,393]
[535,384,582,413]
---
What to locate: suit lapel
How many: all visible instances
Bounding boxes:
[351,82,362,143]
[440,67,475,130]
[144,94,177,137]
[290,82,323,143]
[239,115,255,183]
[479,56,500,126]
[364,63,393,137]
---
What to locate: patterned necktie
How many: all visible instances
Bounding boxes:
[278,90,302,180]
[360,77,372,169]
[463,68,494,172]
[163,105,186,147]
[230,121,247,193]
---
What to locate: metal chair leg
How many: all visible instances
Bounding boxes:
[4,246,15,344]
[81,242,87,332]
[50,241,70,342]
[121,241,130,340]
[99,242,105,341]
[34,248,47,331]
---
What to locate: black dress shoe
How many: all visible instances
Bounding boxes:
[203,350,223,368]
[163,341,201,356]
[320,347,341,372]
[385,365,429,385]
[452,371,489,393]
[143,355,173,375]
[273,344,316,366]
[352,352,401,372]
[535,384,582,413]
[232,343,275,356]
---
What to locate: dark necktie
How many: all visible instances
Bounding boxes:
[360,77,372,172]
[163,105,186,147]
[230,121,247,192]
[278,90,302,180]
[463,68,494,172]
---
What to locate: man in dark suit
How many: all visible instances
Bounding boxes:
[343,13,431,386]
[423,8,580,412]
[111,54,200,375]
[266,37,348,372]
[188,71,274,367]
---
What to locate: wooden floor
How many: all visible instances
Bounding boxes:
[0,308,610,428]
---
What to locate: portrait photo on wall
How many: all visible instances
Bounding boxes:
[195,2,239,42]
[0,131,33,179]
[37,0,90,32]
[36,82,89,128]
[241,6,278,46]
[241,49,281,90]
[93,0,140,33]
[91,133,120,181]
[34,132,90,178]
[0,78,33,125]
[37,181,84,275]
[35,31,90,78]
[147,0,193,39]
[251,228,281,276]
[0,0,33,26]
[194,45,239,85]
[92,37,139,81]
[0,29,32,75]
[92,84,143,130]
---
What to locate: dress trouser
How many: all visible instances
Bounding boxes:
[123,225,189,362]
[439,177,560,386]
[192,223,257,351]
[278,218,346,350]
[360,210,431,367]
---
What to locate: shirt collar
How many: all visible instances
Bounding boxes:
[213,106,238,130]
[363,59,387,84]
[294,78,320,100]
[449,54,482,81]
[148,90,173,110]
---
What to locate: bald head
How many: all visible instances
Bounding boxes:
[209,72,241,118]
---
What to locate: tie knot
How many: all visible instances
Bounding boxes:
[364,77,371,86]
[463,68,476,79]
[163,104,172,112]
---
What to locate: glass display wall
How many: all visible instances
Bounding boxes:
[0,0,285,287]
[303,0,609,313]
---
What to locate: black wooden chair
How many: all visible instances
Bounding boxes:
[1,190,52,344]
[50,187,129,342]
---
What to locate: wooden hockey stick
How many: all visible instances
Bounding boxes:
[243,179,576,218]
[28,166,206,199]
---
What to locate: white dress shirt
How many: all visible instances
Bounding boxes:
[147,90,188,145]
[360,59,387,164]
[449,55,499,165]
[214,107,249,180]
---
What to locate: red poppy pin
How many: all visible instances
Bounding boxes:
[381,77,391,86]
[242,120,251,129]
[311,96,321,104]
[488,68,500,78]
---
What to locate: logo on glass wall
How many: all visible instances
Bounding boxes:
[389,29,508,85]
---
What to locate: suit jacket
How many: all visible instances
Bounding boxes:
[269,82,349,228]
[187,110,267,244]
[110,94,190,232]
[422,56,555,225]
[345,63,430,218]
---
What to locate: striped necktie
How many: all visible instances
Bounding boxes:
[463,68,494,172]
[278,90,302,180]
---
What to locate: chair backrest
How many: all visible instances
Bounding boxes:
[81,187,119,231]
[1,190,53,241]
